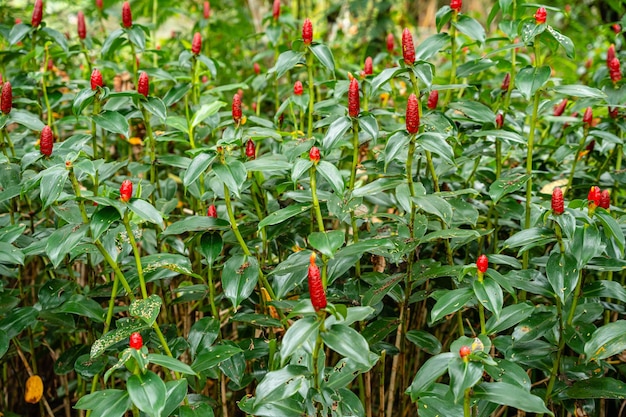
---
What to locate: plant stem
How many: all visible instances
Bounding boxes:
[463,387,472,417]
[443,11,458,107]
[140,105,159,200]
[348,119,361,277]
[311,322,324,416]
[306,51,315,138]
[566,131,588,198]
[123,210,148,299]
[310,165,325,233]
[41,45,54,131]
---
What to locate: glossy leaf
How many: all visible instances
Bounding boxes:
[222,255,259,308]
[127,371,166,417]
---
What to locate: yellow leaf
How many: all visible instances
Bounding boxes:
[24,375,43,404]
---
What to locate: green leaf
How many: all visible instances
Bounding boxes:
[9,109,45,131]
[162,380,188,417]
[127,371,166,417]
[417,132,454,164]
[413,194,453,226]
[553,85,606,99]
[358,114,378,141]
[258,203,311,229]
[56,294,104,322]
[546,25,574,59]
[310,44,335,73]
[142,97,167,122]
[91,206,121,241]
[39,166,68,209]
[191,101,225,128]
[46,224,88,269]
[453,15,486,43]
[188,316,220,359]
[192,344,244,373]
[254,365,308,405]
[0,330,8,359]
[0,307,38,339]
[308,230,344,258]
[449,357,484,403]
[406,330,442,355]
[222,255,259,309]
[448,101,494,123]
[430,288,474,323]
[583,280,626,304]
[584,320,626,362]
[162,216,229,236]
[199,232,223,265]
[473,382,553,415]
[515,65,551,100]
[41,27,69,52]
[148,354,197,375]
[127,26,146,50]
[471,129,526,145]
[322,324,375,367]
[316,161,345,195]
[546,251,578,304]
[595,210,625,253]
[565,377,626,399]
[8,23,30,45]
[384,131,409,171]
[93,110,130,137]
[280,316,320,365]
[322,116,351,151]
[74,389,130,417]
[0,241,24,266]
[246,155,292,172]
[129,295,162,326]
[90,318,149,358]
[128,199,164,226]
[406,352,455,400]
[502,227,555,252]
[183,153,214,188]
[472,277,503,319]
[485,303,534,335]
[73,88,97,116]
[489,174,531,203]
[213,160,247,198]
[269,51,305,79]
[353,177,405,198]
[415,33,451,61]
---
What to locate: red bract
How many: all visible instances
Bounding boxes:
[207,204,218,218]
[122,1,132,28]
[77,11,86,39]
[203,1,211,19]
[348,79,360,118]
[495,113,504,129]
[588,186,601,208]
[96,0,103,11]
[401,28,415,65]
[582,107,593,127]
[607,44,616,68]
[232,93,242,124]
[609,107,619,119]
[364,56,373,76]
[600,189,610,209]
[273,0,281,21]
[1,81,12,115]
[40,126,53,157]
[459,345,471,359]
[302,18,313,45]
[427,90,439,110]
[90,69,103,90]
[137,72,149,97]
[551,187,564,215]
[129,332,142,349]
[246,140,256,159]
[253,62,261,75]
[32,0,43,28]
[450,0,462,12]
[501,73,510,91]
[120,180,133,202]
[476,254,488,274]
[406,93,419,134]
[613,24,621,34]
[308,253,327,311]
[386,33,394,53]
[609,58,622,83]
[309,146,320,163]
[534,7,547,24]
[191,32,202,55]
[553,98,567,116]
[294,80,303,96]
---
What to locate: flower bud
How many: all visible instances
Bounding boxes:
[553,98,567,116]
[609,58,622,83]
[191,32,202,55]
[495,113,504,129]
[32,0,43,28]
[122,1,132,28]
[386,33,394,53]
[427,90,439,110]
[77,11,86,39]
[534,7,546,24]
[90,68,103,90]
[253,62,261,75]
[364,56,373,76]
[207,204,218,218]
[294,80,304,96]
[551,187,564,215]
[203,1,211,19]
[476,254,488,274]
[450,0,462,12]
[232,93,242,124]
[96,0,103,10]
[500,72,510,92]
[309,146,320,163]
[401,28,415,65]
[459,345,470,359]
[406,93,419,134]
[137,72,149,97]
[613,24,621,34]
[40,125,53,157]
[302,18,313,45]
[120,179,133,202]
[600,189,610,209]
[273,0,281,21]
[348,78,360,117]
[246,139,256,159]
[1,81,12,115]
[607,44,616,67]
[129,332,143,349]
[308,253,327,311]
[582,107,593,127]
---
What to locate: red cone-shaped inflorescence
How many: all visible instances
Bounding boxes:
[609,58,622,83]
[203,1,211,19]
[309,146,320,163]
[588,186,601,208]
[534,7,547,24]
[91,68,103,90]
[40,126,53,157]
[253,62,261,75]
[232,93,242,124]
[607,44,616,67]
[553,98,567,116]
[246,139,256,159]
[129,332,143,349]
[427,90,439,110]
[348,78,360,118]
[600,189,611,209]
[1,82,12,115]
[364,56,373,76]
[207,204,218,218]
[552,187,564,215]
[302,18,313,45]
[495,113,504,129]
[386,33,394,53]
[120,180,133,202]
[96,0,103,11]
[402,28,415,65]
[191,32,202,55]
[32,0,43,28]
[583,107,593,127]
[406,93,419,134]
[450,0,462,12]
[477,254,488,274]
[308,253,327,311]
[613,24,621,34]
[294,80,303,96]
[77,11,86,39]
[610,107,619,119]
[122,1,132,28]
[501,73,510,91]
[459,345,471,359]
[137,72,149,97]
[273,0,281,21]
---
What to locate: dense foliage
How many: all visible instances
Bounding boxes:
[1,0,626,416]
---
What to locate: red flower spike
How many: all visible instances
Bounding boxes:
[588,186,601,208]
[122,1,132,28]
[129,332,143,349]
[501,73,510,92]
[401,28,415,65]
[406,93,419,134]
[232,93,242,124]
[582,107,593,127]
[91,69,103,90]
[609,107,619,119]
[40,126,53,157]
[534,7,547,24]
[551,187,564,215]
[253,62,261,75]
[586,140,595,153]
[364,57,373,76]
[600,189,610,209]
[607,44,616,67]
[1,81,12,115]
[245,140,256,159]
[203,1,211,19]
[191,32,202,55]
[495,113,504,129]
[308,253,327,312]
[348,78,360,118]
[77,11,86,39]
[120,180,133,202]
[450,0,462,12]
[309,146,320,163]
[96,0,103,11]
[207,204,218,218]
[273,0,281,21]
[386,33,394,53]
[294,80,303,96]
[427,90,439,110]
[609,58,622,83]
[32,0,43,28]
[613,24,621,34]
[553,98,567,116]
[476,254,488,274]
[302,18,313,45]
[137,72,149,97]
[459,345,471,359]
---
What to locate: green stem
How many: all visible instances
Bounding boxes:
[207,262,220,321]
[41,45,54,130]
[538,297,564,417]
[123,211,148,299]
[463,387,471,417]
[478,302,486,335]
[566,131,588,198]
[443,12,458,106]
[310,165,325,232]
[306,51,315,138]
[311,325,324,416]
[140,105,159,200]
[1,128,15,159]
